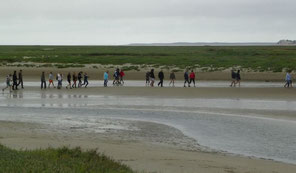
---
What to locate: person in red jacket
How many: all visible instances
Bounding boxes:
[189,70,196,87]
[119,69,125,85]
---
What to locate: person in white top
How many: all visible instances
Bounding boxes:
[57,73,63,89]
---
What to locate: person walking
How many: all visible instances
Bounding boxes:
[104,70,109,87]
[57,73,62,89]
[189,70,196,87]
[78,71,83,88]
[230,70,237,87]
[284,71,293,88]
[235,70,241,87]
[17,70,24,89]
[12,71,18,90]
[145,71,150,86]
[113,68,120,85]
[150,69,155,87]
[158,70,164,87]
[48,72,55,88]
[82,72,89,88]
[2,74,12,92]
[72,72,77,88]
[119,69,125,85]
[169,71,176,87]
[184,69,190,87]
[66,72,72,89]
[41,72,46,89]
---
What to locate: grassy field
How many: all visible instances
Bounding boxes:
[0,46,296,72]
[0,144,135,173]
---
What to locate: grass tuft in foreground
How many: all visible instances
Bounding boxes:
[0,144,135,173]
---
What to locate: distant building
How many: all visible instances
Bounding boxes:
[277,40,296,45]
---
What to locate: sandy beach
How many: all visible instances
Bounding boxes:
[0,85,296,173]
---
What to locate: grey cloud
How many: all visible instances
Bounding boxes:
[0,0,295,44]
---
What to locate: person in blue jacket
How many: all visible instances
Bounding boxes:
[104,70,109,87]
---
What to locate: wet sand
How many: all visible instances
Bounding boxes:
[1,120,296,173]
[1,87,296,173]
[19,86,296,100]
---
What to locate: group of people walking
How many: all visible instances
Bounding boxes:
[103,68,125,87]
[112,68,125,86]
[41,71,89,89]
[2,70,23,92]
[145,69,196,87]
[229,70,241,87]
[2,68,294,92]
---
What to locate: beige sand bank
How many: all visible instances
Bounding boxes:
[1,120,296,173]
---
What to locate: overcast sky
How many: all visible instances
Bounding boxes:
[1,0,295,45]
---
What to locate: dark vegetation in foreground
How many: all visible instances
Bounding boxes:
[0,144,135,173]
[0,46,296,72]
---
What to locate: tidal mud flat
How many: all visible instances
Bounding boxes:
[0,87,296,173]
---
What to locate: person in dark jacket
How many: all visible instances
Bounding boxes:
[41,72,46,89]
[145,71,150,86]
[230,70,237,87]
[82,72,89,88]
[150,69,155,87]
[113,68,120,85]
[184,69,190,87]
[78,72,83,88]
[17,70,24,89]
[72,72,77,88]
[12,71,18,90]
[158,70,164,87]
[66,72,72,89]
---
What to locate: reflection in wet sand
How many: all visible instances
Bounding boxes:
[0,90,296,165]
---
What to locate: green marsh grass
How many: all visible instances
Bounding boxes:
[0,46,295,72]
[0,144,135,173]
